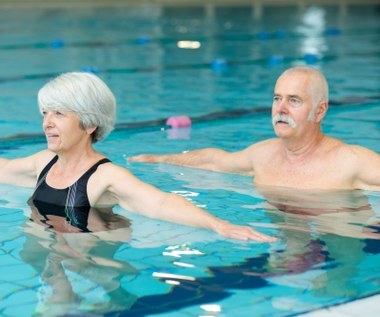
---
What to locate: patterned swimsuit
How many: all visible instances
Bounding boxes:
[31,155,110,232]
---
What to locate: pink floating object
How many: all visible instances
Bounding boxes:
[166,115,192,128]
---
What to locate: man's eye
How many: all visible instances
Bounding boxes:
[289,98,301,106]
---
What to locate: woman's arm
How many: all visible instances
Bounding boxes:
[99,164,275,242]
[0,150,53,187]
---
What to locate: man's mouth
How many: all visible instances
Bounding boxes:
[272,114,297,128]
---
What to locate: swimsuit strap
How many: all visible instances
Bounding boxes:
[35,156,111,192]
[79,158,111,181]
[35,155,59,188]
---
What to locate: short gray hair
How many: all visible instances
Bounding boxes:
[38,72,116,142]
[281,66,329,105]
[280,66,329,121]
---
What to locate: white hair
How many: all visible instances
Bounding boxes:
[38,72,116,142]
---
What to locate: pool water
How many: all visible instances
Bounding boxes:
[0,3,380,317]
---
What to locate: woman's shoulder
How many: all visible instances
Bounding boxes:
[94,160,134,180]
[32,150,57,171]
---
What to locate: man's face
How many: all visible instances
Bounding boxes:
[271,72,316,139]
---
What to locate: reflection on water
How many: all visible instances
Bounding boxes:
[157,163,380,240]
[1,174,380,316]
[20,220,137,316]
[104,166,379,315]
[28,197,132,233]
[253,185,380,240]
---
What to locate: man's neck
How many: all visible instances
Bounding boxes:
[281,131,326,164]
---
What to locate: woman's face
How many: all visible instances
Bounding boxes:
[42,110,92,153]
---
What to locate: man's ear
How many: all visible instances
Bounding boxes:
[315,101,328,122]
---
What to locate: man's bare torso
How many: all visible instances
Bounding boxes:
[251,137,357,190]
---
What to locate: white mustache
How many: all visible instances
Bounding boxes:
[272,114,297,128]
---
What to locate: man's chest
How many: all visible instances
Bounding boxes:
[253,158,353,189]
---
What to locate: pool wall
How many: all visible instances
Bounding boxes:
[0,0,379,9]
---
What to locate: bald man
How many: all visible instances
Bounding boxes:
[129,66,380,191]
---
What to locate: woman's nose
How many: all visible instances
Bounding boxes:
[43,113,54,128]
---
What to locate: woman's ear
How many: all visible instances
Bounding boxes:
[86,126,97,135]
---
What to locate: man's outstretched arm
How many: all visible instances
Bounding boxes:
[128,147,255,176]
[352,145,380,191]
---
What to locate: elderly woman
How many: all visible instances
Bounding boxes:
[0,72,274,242]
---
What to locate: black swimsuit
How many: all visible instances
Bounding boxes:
[31,155,111,232]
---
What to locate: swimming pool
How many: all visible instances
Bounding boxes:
[0,2,379,316]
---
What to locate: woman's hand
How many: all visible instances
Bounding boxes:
[214,220,277,242]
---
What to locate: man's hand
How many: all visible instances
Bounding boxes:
[128,154,162,163]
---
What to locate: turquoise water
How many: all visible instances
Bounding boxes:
[0,3,380,317]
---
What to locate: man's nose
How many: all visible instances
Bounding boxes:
[277,99,289,114]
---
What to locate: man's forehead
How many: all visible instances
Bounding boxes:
[275,74,310,93]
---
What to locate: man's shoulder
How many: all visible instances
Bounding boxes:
[249,138,279,148]
[346,143,380,159]
[245,138,279,159]
[326,137,373,153]
[324,137,379,164]
[247,138,280,152]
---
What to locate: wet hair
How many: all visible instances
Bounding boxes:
[38,72,116,142]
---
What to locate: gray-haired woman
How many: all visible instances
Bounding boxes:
[0,71,275,241]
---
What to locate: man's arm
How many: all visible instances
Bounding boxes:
[128,147,255,176]
[352,145,380,191]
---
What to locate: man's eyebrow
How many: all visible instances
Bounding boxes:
[288,94,302,99]
[273,93,301,98]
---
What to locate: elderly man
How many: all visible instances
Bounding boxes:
[129,66,380,191]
